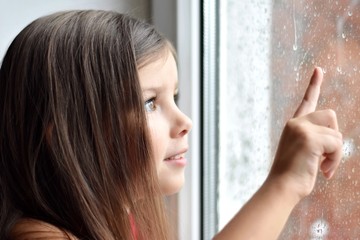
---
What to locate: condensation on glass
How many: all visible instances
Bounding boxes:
[218,0,360,239]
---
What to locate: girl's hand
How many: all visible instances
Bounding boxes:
[213,67,342,240]
[269,67,343,201]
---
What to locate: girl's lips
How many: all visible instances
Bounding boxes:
[164,154,184,161]
[164,148,188,161]
[164,151,188,167]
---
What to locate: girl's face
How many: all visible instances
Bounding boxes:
[138,50,192,195]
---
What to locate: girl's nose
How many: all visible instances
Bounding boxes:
[170,108,193,138]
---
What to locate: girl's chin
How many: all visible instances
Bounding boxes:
[159,175,185,196]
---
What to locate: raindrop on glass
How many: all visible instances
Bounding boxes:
[310,219,329,238]
[337,66,342,73]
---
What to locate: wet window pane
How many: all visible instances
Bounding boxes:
[217,0,360,238]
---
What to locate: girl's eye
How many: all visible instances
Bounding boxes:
[145,98,157,112]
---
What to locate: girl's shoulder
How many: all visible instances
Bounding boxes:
[9,218,78,240]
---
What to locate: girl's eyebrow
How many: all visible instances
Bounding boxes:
[141,85,162,93]
[141,87,160,96]
[141,80,179,93]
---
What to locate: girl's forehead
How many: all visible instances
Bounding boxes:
[138,51,178,91]
[137,45,174,69]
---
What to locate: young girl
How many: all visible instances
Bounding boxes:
[0,10,342,240]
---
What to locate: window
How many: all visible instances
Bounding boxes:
[203,0,360,239]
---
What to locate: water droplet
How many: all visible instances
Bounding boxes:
[348,11,353,16]
[337,66,342,73]
[342,33,346,38]
[327,54,331,59]
[295,72,300,81]
[343,138,355,160]
[353,67,358,72]
[293,44,298,51]
[311,219,329,237]
[323,68,327,73]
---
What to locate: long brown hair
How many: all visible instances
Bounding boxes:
[0,10,171,239]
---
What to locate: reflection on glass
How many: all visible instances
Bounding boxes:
[218,0,360,239]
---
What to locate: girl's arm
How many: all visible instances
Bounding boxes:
[213,67,343,240]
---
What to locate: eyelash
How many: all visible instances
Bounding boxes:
[145,97,157,112]
[144,93,179,112]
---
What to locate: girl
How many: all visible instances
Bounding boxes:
[0,10,342,239]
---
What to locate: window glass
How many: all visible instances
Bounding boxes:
[218,0,272,229]
[217,0,360,239]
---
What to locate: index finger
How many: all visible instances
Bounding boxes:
[293,67,324,118]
